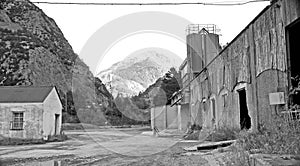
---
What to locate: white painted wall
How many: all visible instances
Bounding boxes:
[42,88,62,139]
[0,103,43,139]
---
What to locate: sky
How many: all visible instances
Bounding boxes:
[31,0,270,74]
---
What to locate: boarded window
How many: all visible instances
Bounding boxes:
[11,112,24,130]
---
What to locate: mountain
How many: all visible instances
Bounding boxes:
[0,0,124,125]
[98,48,183,97]
[132,67,182,107]
[113,67,182,123]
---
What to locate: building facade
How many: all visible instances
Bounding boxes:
[0,86,62,139]
[172,0,300,131]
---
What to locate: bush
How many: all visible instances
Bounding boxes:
[238,115,300,155]
[223,144,252,166]
[47,133,68,142]
[0,138,45,146]
[183,130,200,140]
[183,124,202,140]
[206,127,238,142]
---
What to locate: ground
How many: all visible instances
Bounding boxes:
[0,127,228,166]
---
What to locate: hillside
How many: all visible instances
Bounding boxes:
[0,0,123,125]
[98,49,182,97]
[114,67,182,123]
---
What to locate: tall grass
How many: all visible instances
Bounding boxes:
[238,115,300,155]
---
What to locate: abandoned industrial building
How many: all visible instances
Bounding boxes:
[151,0,300,132]
[0,86,62,140]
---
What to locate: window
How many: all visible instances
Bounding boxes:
[223,66,226,86]
[11,112,24,130]
[211,98,216,121]
[222,94,228,108]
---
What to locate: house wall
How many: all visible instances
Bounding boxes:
[190,77,203,126]
[166,105,178,129]
[188,0,300,131]
[151,105,189,131]
[179,103,190,131]
[43,88,62,138]
[0,103,44,139]
[151,106,166,131]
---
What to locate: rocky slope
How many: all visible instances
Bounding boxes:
[98,49,182,97]
[0,0,123,125]
[113,68,182,123]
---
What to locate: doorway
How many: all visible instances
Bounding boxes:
[238,89,251,130]
[287,18,300,106]
[54,114,60,135]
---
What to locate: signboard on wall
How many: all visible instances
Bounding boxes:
[269,92,285,105]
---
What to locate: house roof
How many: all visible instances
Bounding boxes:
[0,86,55,103]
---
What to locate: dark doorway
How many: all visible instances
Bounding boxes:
[287,19,300,106]
[238,89,251,130]
[54,114,60,135]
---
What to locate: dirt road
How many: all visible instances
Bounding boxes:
[0,127,223,166]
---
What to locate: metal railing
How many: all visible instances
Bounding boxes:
[281,110,300,121]
[186,24,220,35]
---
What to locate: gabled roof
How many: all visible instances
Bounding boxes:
[0,86,55,103]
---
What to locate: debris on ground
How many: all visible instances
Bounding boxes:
[184,140,236,152]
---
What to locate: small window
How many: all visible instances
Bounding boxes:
[211,98,216,120]
[11,112,24,130]
[222,94,228,108]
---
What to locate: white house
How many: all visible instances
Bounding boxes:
[0,86,62,140]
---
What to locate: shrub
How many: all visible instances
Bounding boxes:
[183,130,200,140]
[47,133,68,142]
[183,124,202,140]
[0,138,45,146]
[223,144,251,166]
[206,127,238,142]
[238,115,300,155]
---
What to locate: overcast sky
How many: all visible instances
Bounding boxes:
[31,0,270,74]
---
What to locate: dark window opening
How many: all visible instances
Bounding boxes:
[222,94,228,108]
[11,112,24,130]
[211,98,216,124]
[223,66,226,86]
[203,100,207,112]
[287,19,300,107]
[238,89,251,130]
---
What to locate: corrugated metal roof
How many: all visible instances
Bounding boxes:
[0,86,54,103]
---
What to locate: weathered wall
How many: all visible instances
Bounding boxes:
[43,88,62,138]
[190,77,202,126]
[188,0,300,131]
[178,103,190,131]
[151,106,166,131]
[0,103,43,139]
[166,106,178,129]
[151,105,189,131]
